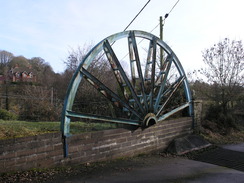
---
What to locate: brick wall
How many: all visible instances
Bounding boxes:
[0,117,192,173]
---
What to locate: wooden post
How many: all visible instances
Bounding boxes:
[160,16,164,70]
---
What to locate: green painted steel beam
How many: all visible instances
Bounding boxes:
[66,110,141,126]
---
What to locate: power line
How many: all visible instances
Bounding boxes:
[163,0,180,24]
[101,0,151,62]
[123,0,151,31]
[150,23,160,34]
[168,0,180,16]
[119,0,181,61]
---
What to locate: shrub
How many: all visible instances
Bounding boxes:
[18,100,62,122]
[205,104,237,129]
[0,109,18,120]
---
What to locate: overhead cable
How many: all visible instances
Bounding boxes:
[163,0,180,23]
[123,0,151,31]
[120,0,180,61]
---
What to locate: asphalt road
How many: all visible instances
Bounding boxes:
[50,143,244,183]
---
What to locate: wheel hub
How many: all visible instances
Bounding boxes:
[143,113,157,127]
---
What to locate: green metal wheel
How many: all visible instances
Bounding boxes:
[61,30,193,156]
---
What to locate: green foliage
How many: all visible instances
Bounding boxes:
[205,104,237,128]
[0,120,59,139]
[0,109,18,120]
[205,104,221,121]
[9,56,29,68]
[19,101,60,122]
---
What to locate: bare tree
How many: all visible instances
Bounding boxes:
[200,38,244,119]
[64,45,93,72]
[0,50,13,65]
[0,51,14,110]
[63,45,119,117]
[0,50,14,74]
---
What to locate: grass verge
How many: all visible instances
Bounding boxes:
[0,120,117,139]
[200,128,244,144]
[199,120,244,144]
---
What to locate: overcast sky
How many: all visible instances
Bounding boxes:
[1,0,244,73]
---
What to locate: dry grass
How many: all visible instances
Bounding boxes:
[200,123,244,144]
[0,120,117,139]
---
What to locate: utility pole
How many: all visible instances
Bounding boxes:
[159,16,164,70]
[160,13,169,69]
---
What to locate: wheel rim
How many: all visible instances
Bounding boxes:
[61,30,193,137]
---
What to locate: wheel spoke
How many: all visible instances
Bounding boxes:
[128,31,148,112]
[144,37,157,112]
[103,39,145,115]
[79,67,142,120]
[156,76,185,117]
[128,32,137,88]
[144,40,153,81]
[103,40,128,100]
[66,110,141,126]
[161,75,185,97]
[154,54,173,112]
[157,102,190,122]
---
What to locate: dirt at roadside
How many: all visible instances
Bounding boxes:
[0,153,175,183]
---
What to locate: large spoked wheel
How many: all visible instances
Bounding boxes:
[61,30,193,138]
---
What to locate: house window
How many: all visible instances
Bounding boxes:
[29,72,33,78]
[15,72,20,78]
[22,72,27,78]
